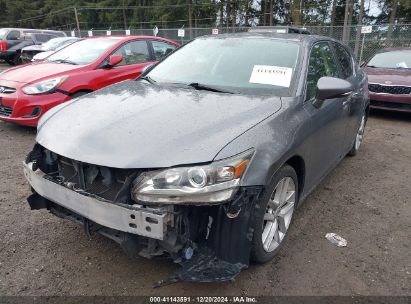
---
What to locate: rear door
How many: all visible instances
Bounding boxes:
[97,40,155,88]
[303,41,351,190]
[332,42,366,152]
[150,40,178,61]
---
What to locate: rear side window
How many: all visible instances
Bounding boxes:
[113,40,150,66]
[333,43,354,79]
[152,40,177,60]
[306,42,339,100]
[6,30,20,40]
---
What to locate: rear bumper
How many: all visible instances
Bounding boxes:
[369,92,411,113]
[0,90,71,126]
[23,161,169,240]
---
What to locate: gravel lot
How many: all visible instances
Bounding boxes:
[0,63,410,296]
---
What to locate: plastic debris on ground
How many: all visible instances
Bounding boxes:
[325,233,347,247]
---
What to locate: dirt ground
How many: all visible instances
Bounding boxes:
[0,63,410,296]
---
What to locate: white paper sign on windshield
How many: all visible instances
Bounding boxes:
[249,65,293,87]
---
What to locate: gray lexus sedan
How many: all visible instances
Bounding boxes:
[24,32,369,284]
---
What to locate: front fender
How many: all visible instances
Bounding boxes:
[215,97,311,188]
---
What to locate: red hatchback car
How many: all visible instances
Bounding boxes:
[0,36,179,126]
[362,48,411,113]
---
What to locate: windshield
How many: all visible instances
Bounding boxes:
[367,50,411,69]
[46,38,120,65]
[0,29,8,40]
[147,37,300,95]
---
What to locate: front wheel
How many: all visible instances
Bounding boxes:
[348,113,366,156]
[250,165,298,263]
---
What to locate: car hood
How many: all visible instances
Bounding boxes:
[363,67,411,86]
[22,45,43,52]
[0,63,81,84]
[33,51,53,61]
[37,80,282,168]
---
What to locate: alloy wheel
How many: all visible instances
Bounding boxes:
[262,177,296,253]
[355,115,366,150]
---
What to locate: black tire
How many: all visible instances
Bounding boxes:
[13,53,23,65]
[250,164,299,264]
[5,58,15,66]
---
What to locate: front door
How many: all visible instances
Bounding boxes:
[303,41,351,191]
[99,40,155,88]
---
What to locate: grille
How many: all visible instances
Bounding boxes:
[369,84,411,95]
[370,100,411,111]
[57,156,138,203]
[0,105,12,117]
[0,86,16,94]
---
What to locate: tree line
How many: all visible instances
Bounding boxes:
[0,0,409,31]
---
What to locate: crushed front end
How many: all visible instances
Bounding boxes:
[24,144,263,285]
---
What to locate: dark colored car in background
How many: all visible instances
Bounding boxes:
[0,28,66,65]
[363,48,411,112]
[0,35,179,126]
[24,32,369,284]
[21,37,81,63]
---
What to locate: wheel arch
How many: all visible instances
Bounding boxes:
[284,155,306,203]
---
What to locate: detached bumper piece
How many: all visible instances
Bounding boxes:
[24,144,264,285]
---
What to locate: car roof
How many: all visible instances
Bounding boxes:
[82,35,179,45]
[377,47,411,53]
[1,28,65,33]
[197,31,337,44]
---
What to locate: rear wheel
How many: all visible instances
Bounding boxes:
[13,53,23,65]
[251,165,298,263]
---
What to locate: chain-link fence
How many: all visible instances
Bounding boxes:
[69,23,411,63]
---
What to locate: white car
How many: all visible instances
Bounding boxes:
[20,37,80,63]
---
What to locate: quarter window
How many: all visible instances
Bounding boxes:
[306,42,339,100]
[333,43,354,79]
[152,41,176,60]
[6,30,20,40]
[113,40,150,66]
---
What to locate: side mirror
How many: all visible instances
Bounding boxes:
[107,54,123,67]
[313,77,353,108]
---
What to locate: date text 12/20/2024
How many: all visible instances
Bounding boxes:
[150,296,258,303]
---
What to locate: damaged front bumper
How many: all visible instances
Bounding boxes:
[24,161,171,240]
[24,160,264,285]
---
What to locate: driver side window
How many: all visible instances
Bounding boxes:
[7,30,20,40]
[306,42,339,100]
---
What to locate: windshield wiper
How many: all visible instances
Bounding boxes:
[187,83,237,94]
[139,75,157,84]
[46,57,78,65]
[58,59,78,65]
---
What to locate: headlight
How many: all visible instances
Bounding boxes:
[22,76,68,95]
[131,149,254,204]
